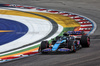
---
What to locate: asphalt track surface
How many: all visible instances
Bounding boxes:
[0,0,100,66]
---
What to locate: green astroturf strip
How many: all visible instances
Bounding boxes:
[0,27,74,57]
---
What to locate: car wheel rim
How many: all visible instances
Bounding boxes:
[87,37,90,46]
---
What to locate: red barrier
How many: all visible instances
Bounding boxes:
[73,17,84,19]
[59,13,69,15]
[37,9,47,11]
[80,26,92,28]
[79,30,91,31]
[48,11,59,13]
[81,23,92,25]
[4,4,10,6]
[1,56,21,60]
[78,20,89,22]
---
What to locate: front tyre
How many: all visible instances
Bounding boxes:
[71,44,76,52]
[38,41,49,54]
[67,40,76,53]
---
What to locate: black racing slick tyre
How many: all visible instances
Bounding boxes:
[67,40,76,52]
[71,45,76,52]
[38,41,49,53]
[80,35,90,47]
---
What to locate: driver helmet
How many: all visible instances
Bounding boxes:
[62,36,67,40]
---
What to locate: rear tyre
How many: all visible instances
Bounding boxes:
[38,41,49,54]
[80,35,90,47]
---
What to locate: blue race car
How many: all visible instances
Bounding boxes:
[38,31,90,54]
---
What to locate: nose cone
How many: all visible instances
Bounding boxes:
[52,43,60,51]
[52,48,57,51]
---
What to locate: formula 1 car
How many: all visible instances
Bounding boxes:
[38,31,90,54]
